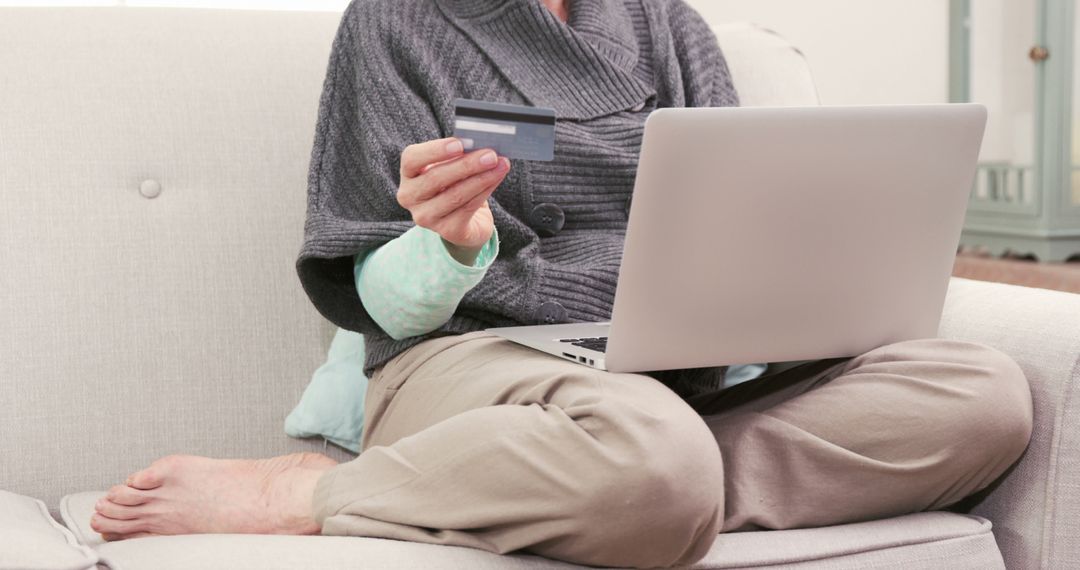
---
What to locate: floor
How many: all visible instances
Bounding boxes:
[952,250,1080,294]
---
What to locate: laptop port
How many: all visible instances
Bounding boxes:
[578,356,587,363]
[562,353,576,360]
[589,359,595,365]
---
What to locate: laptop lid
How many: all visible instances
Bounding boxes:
[604,104,987,373]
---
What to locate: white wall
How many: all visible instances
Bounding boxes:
[686,0,950,106]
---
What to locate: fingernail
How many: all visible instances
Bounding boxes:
[95,500,104,510]
[500,158,511,170]
[446,140,463,154]
[479,152,497,166]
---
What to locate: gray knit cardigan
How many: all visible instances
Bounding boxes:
[296,0,739,379]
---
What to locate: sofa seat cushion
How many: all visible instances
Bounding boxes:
[64,491,1002,569]
[0,490,98,570]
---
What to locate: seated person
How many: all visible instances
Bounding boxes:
[91,1,1033,568]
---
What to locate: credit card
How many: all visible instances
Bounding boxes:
[453,98,556,162]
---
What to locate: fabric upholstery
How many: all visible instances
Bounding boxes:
[713,22,820,107]
[60,493,106,550]
[63,493,1001,570]
[0,490,98,570]
[0,6,1073,570]
[939,278,1080,570]
[0,7,821,513]
[0,8,357,512]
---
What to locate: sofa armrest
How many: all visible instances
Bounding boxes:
[938,278,1080,569]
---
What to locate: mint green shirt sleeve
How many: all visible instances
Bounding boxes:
[354,225,500,341]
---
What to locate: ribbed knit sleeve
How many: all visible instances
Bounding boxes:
[296,4,442,336]
[667,0,740,108]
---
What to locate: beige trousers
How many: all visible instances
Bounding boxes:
[312,331,1033,569]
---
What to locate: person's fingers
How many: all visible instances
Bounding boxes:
[431,177,500,238]
[427,183,499,251]
[420,155,463,175]
[400,137,465,180]
[411,158,508,227]
[408,149,500,205]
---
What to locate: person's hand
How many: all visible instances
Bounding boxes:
[397,137,510,260]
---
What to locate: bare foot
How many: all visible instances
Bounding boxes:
[91,453,337,541]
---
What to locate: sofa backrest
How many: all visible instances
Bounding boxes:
[0,8,348,510]
[713,22,820,107]
[0,7,816,510]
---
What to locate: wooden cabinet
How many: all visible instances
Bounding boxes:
[951,0,1080,261]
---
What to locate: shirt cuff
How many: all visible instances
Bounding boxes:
[352,225,499,341]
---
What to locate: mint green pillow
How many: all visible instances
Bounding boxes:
[285,328,367,453]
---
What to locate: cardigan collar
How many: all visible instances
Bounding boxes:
[435,0,654,120]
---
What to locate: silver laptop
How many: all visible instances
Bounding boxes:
[486,104,987,373]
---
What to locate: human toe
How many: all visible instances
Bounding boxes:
[101,531,155,541]
[95,498,144,521]
[126,466,166,490]
[106,484,153,506]
[91,513,149,537]
[125,454,189,489]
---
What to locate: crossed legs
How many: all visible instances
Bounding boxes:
[92,332,1032,568]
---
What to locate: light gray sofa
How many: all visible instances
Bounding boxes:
[1,7,1078,570]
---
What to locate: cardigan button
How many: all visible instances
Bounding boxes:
[535,302,568,325]
[529,203,565,237]
[630,101,646,112]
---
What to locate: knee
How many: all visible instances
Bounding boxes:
[922,341,1033,480]
[570,404,724,568]
[957,343,1032,458]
